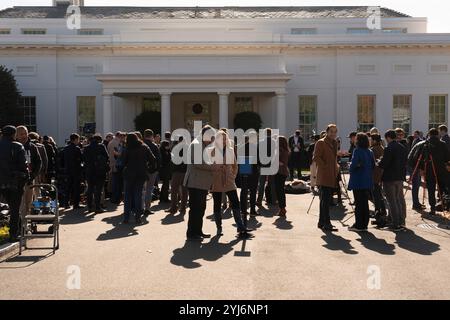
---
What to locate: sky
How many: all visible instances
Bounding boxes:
[0,0,449,33]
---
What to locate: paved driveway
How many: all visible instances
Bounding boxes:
[1,188,449,299]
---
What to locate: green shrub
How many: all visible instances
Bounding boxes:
[134,110,161,135]
[233,111,263,131]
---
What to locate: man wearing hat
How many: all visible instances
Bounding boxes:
[0,126,28,242]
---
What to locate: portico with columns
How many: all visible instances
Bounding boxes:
[96,73,292,136]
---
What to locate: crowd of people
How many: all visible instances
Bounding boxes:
[1,121,450,244]
[312,124,450,232]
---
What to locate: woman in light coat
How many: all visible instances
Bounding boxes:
[210,130,251,238]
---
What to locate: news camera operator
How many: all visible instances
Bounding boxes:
[408,128,450,214]
[0,126,28,242]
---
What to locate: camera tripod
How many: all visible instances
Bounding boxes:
[405,148,444,211]
[306,163,355,220]
[338,168,356,225]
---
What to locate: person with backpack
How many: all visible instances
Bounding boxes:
[83,134,110,213]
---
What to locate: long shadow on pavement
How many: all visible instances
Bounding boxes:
[0,252,53,269]
[256,205,277,218]
[273,217,293,230]
[96,214,139,241]
[246,215,263,231]
[170,235,244,269]
[419,213,450,231]
[161,212,186,225]
[321,232,358,255]
[206,208,233,221]
[356,232,396,255]
[330,204,351,221]
[59,210,96,225]
[150,202,171,212]
[395,229,440,255]
[59,202,119,225]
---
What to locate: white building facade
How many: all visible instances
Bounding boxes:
[1,2,450,146]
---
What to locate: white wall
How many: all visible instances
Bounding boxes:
[0,15,449,146]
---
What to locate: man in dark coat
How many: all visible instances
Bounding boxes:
[288,129,305,180]
[0,126,28,242]
[143,129,160,215]
[42,135,57,183]
[439,125,450,154]
[409,128,450,214]
[378,130,408,231]
[83,134,110,213]
[347,131,357,162]
[29,132,48,183]
[16,126,42,220]
[63,133,84,210]
[16,126,41,183]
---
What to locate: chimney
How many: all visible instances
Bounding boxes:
[53,0,84,6]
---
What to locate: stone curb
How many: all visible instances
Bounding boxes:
[0,241,19,262]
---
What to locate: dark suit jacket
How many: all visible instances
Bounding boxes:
[378,140,407,182]
[83,141,110,179]
[63,143,83,177]
[288,135,305,152]
[23,139,42,180]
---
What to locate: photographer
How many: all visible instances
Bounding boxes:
[0,126,28,242]
[408,128,450,214]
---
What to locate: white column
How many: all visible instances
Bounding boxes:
[160,92,172,135]
[276,91,287,136]
[218,91,230,129]
[102,93,113,136]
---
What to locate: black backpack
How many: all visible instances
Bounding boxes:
[94,149,109,175]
